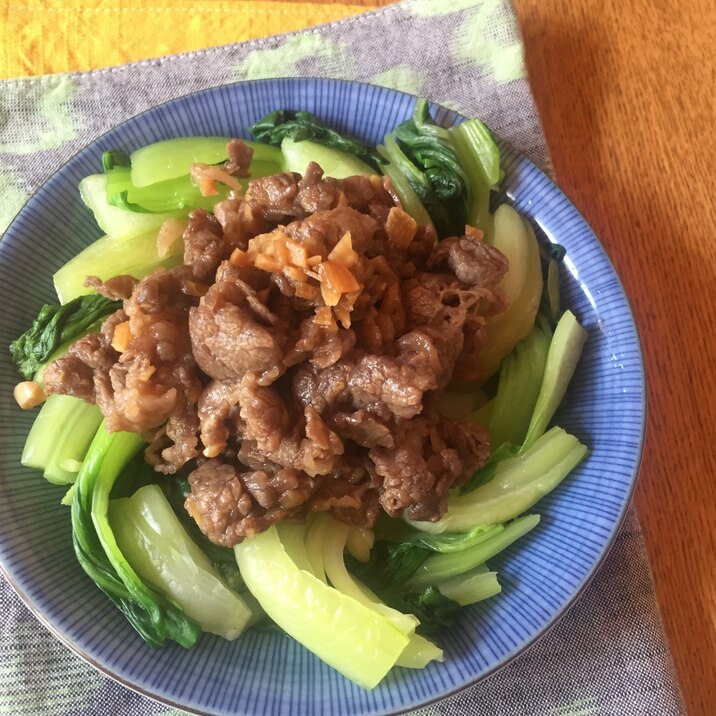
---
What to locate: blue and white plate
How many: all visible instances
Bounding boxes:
[0,79,645,716]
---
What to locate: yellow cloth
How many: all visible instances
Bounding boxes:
[1,0,374,80]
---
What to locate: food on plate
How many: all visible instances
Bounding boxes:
[9,101,588,689]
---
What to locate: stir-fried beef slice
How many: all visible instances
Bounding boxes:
[189,269,288,384]
[183,209,229,282]
[307,478,381,527]
[236,373,290,453]
[185,459,317,546]
[213,197,273,251]
[428,233,509,287]
[444,417,492,483]
[105,270,202,435]
[235,405,344,479]
[293,330,444,421]
[369,414,490,521]
[327,409,394,449]
[224,139,254,178]
[244,171,303,223]
[246,164,394,228]
[46,271,203,470]
[267,407,344,478]
[296,162,342,214]
[284,206,382,258]
[284,316,356,368]
[84,274,138,300]
[145,407,201,475]
[197,378,244,459]
[336,174,395,214]
[242,467,317,511]
[43,310,124,403]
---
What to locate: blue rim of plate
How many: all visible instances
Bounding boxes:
[0,78,645,716]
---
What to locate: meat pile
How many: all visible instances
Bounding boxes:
[44,140,509,547]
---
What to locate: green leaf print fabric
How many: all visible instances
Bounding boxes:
[0,1,684,714]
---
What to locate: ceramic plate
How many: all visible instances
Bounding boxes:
[0,78,645,716]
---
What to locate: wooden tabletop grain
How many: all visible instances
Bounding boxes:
[289,0,716,712]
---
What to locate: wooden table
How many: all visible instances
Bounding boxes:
[296,0,716,712]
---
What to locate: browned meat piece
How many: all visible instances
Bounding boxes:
[84,275,138,300]
[244,171,302,222]
[44,309,125,404]
[213,197,272,252]
[186,460,318,546]
[236,373,290,453]
[328,410,394,449]
[307,478,381,527]
[285,206,382,258]
[183,210,227,282]
[336,174,395,213]
[196,379,244,459]
[369,415,490,521]
[186,461,253,546]
[242,467,316,510]
[428,234,509,287]
[234,404,343,478]
[284,316,356,368]
[293,330,444,421]
[189,271,287,383]
[145,407,201,474]
[245,164,392,228]
[45,271,203,472]
[295,162,341,214]
[102,270,201,436]
[225,139,254,177]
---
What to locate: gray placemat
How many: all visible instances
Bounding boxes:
[0,1,684,714]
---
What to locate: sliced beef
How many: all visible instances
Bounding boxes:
[328,410,394,449]
[369,415,490,521]
[189,269,287,383]
[225,139,254,178]
[185,460,317,546]
[183,210,227,282]
[428,234,509,287]
[84,275,138,300]
[245,171,303,222]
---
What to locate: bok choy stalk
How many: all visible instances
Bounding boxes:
[448,117,501,238]
[22,394,102,485]
[10,294,120,379]
[460,310,588,495]
[109,485,253,640]
[488,315,552,447]
[235,523,411,689]
[413,427,588,534]
[405,515,539,590]
[102,146,284,215]
[129,136,284,186]
[79,173,177,242]
[475,205,544,382]
[53,229,182,304]
[249,110,383,171]
[522,310,588,448]
[72,422,200,648]
[316,514,443,669]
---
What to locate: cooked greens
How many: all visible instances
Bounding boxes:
[250,109,383,171]
[71,423,200,648]
[10,294,120,380]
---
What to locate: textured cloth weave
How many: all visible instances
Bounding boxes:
[0,1,684,714]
